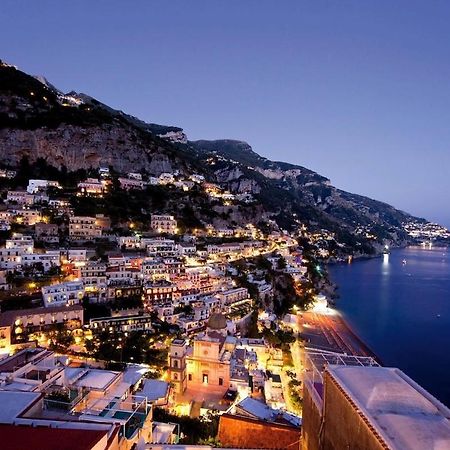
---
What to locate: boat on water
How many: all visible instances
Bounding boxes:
[402,259,407,265]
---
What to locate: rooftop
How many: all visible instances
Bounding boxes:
[0,391,41,423]
[140,379,169,402]
[234,397,301,427]
[67,368,120,391]
[0,348,52,373]
[327,365,450,450]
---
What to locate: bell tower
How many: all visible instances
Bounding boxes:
[169,338,187,394]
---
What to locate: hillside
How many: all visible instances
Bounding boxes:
[189,139,422,251]
[0,60,427,254]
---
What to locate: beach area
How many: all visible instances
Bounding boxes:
[297,309,380,363]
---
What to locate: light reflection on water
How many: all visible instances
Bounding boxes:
[330,246,450,406]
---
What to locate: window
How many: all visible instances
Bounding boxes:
[173,360,178,368]
[188,374,192,381]
[202,374,208,384]
[219,377,223,386]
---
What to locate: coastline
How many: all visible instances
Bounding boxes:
[323,244,449,364]
[323,245,450,407]
[298,308,381,364]
[337,312,382,364]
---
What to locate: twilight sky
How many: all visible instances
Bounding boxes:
[1,1,450,227]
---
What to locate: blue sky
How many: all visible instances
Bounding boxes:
[1,1,450,226]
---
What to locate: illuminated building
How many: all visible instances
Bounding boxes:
[150,214,177,234]
[69,216,102,241]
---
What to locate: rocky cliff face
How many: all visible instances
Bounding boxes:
[0,61,191,175]
[0,124,174,174]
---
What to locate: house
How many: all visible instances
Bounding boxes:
[119,177,145,190]
[21,250,61,272]
[90,314,153,334]
[145,238,179,257]
[27,179,61,194]
[6,190,35,206]
[138,379,170,406]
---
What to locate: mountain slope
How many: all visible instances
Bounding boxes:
[189,139,422,249]
[0,60,426,253]
[0,61,191,175]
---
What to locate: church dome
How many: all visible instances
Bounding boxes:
[207,312,227,330]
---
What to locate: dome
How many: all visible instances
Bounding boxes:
[207,312,227,330]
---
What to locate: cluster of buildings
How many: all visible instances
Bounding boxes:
[0,347,177,450]
[403,220,450,241]
[1,169,447,449]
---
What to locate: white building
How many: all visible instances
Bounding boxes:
[22,250,61,272]
[6,190,35,205]
[0,247,22,271]
[119,177,145,190]
[145,238,179,257]
[41,281,84,308]
[119,235,142,250]
[27,179,60,194]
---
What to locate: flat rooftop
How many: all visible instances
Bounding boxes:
[140,379,169,402]
[0,391,41,423]
[67,368,120,391]
[0,348,52,373]
[327,366,450,450]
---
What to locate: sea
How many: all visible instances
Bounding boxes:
[329,246,450,407]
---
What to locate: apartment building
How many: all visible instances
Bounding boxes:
[35,222,59,243]
[150,214,177,234]
[143,280,177,307]
[216,287,249,306]
[69,216,102,241]
[22,250,61,272]
[145,238,179,257]
[0,305,84,353]
[90,313,153,334]
[80,262,107,300]
[41,281,84,307]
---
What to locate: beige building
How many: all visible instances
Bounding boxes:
[77,178,106,196]
[69,216,102,241]
[151,214,177,234]
[0,304,84,354]
[177,313,233,394]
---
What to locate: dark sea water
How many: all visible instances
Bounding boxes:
[329,246,450,407]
